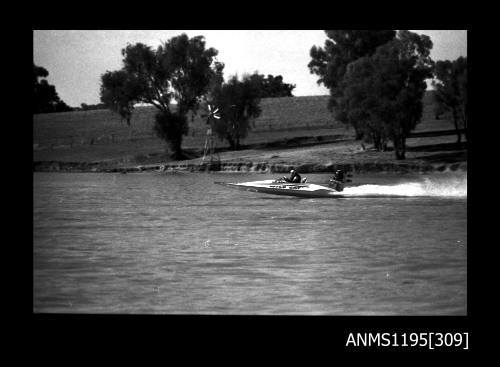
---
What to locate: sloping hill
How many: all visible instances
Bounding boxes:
[33,92,450,163]
[33,95,335,149]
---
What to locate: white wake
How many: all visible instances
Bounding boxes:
[342,174,467,197]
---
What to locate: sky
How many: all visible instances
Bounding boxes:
[33,30,467,107]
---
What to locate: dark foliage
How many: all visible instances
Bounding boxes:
[339,30,434,159]
[249,74,296,98]
[211,74,262,150]
[100,33,222,158]
[33,63,73,114]
[432,57,467,142]
[153,111,189,159]
[78,103,108,111]
[308,30,396,137]
[100,70,144,126]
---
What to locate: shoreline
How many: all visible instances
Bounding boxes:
[33,159,467,174]
[33,128,467,175]
[34,93,467,176]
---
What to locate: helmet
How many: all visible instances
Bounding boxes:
[290,169,295,173]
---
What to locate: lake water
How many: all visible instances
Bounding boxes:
[33,171,467,315]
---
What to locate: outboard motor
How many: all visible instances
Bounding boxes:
[333,169,344,182]
[329,169,351,192]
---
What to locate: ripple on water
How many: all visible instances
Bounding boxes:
[33,172,467,314]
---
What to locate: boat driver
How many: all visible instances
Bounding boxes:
[283,169,301,183]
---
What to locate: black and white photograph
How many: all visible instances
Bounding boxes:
[33,30,467,318]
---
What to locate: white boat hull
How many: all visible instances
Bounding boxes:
[217,180,344,198]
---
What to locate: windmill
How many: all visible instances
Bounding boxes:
[201,103,221,165]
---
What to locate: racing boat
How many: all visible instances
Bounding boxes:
[216,170,352,198]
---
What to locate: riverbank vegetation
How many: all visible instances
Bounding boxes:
[309,30,443,160]
[33,64,72,114]
[33,30,467,172]
[33,92,466,173]
[432,57,468,143]
[100,34,224,160]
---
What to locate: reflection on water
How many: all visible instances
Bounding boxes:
[33,171,467,314]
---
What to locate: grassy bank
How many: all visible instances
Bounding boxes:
[33,92,467,173]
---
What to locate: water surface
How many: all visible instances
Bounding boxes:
[33,171,467,314]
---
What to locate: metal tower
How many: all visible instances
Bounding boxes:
[201,104,221,165]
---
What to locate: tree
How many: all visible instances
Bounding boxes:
[34,63,72,113]
[206,60,225,101]
[308,30,396,138]
[33,64,49,84]
[100,34,223,159]
[247,73,295,98]
[100,70,143,138]
[432,57,467,143]
[339,30,434,159]
[79,103,107,111]
[211,74,262,150]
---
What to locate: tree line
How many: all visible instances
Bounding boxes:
[98,34,296,158]
[34,31,467,161]
[33,64,72,113]
[432,57,467,143]
[308,30,467,159]
[33,65,109,113]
